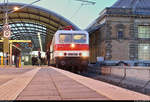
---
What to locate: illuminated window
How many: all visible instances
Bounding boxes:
[59,34,72,43]
[25,56,29,62]
[138,44,150,60]
[59,34,87,44]
[138,26,150,38]
[73,34,86,43]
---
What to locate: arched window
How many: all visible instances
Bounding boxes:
[117,29,123,39]
[116,24,125,40]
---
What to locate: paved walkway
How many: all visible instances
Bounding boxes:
[0,66,149,100]
[16,68,108,100]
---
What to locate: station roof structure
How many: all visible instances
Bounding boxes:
[111,0,150,15]
[111,0,150,9]
[86,0,150,33]
[0,3,80,52]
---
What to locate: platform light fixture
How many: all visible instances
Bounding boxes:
[13,7,19,11]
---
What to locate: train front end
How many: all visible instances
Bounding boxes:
[54,30,89,72]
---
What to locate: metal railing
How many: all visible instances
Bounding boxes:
[118,65,127,85]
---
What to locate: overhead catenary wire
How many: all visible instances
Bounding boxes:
[70,4,83,19]
[9,0,41,14]
[70,0,96,20]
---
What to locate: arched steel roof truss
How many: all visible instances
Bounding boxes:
[0,3,80,51]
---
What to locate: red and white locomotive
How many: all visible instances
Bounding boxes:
[50,29,89,72]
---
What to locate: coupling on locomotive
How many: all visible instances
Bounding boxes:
[50,30,89,72]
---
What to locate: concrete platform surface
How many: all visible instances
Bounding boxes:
[0,66,149,100]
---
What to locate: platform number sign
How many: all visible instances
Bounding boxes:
[3,24,11,38]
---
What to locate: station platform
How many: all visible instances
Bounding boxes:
[0,66,149,100]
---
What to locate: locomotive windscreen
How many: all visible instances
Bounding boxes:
[59,34,72,43]
[59,34,86,44]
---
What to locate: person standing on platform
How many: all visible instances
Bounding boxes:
[46,50,50,66]
[14,49,20,68]
[32,55,37,66]
[38,49,41,66]
[6,52,9,65]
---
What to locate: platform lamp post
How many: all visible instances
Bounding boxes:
[1,0,41,66]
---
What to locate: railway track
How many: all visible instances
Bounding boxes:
[55,65,150,96]
[79,66,150,96]
[56,65,150,96]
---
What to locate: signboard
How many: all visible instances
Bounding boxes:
[3,24,11,38]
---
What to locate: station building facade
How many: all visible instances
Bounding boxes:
[87,0,150,63]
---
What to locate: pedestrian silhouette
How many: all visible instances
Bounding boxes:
[38,49,41,66]
[14,49,20,68]
[46,50,50,66]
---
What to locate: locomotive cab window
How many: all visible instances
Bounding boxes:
[73,34,86,43]
[59,34,87,43]
[59,34,72,43]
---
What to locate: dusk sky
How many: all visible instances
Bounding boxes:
[3,0,117,29]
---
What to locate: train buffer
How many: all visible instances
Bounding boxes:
[0,66,149,100]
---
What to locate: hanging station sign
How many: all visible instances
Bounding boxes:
[3,23,11,38]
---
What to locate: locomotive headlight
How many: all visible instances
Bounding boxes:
[58,52,64,57]
[82,52,89,57]
[71,43,75,48]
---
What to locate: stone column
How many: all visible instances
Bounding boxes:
[3,37,9,65]
[105,22,112,60]
[129,23,138,60]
